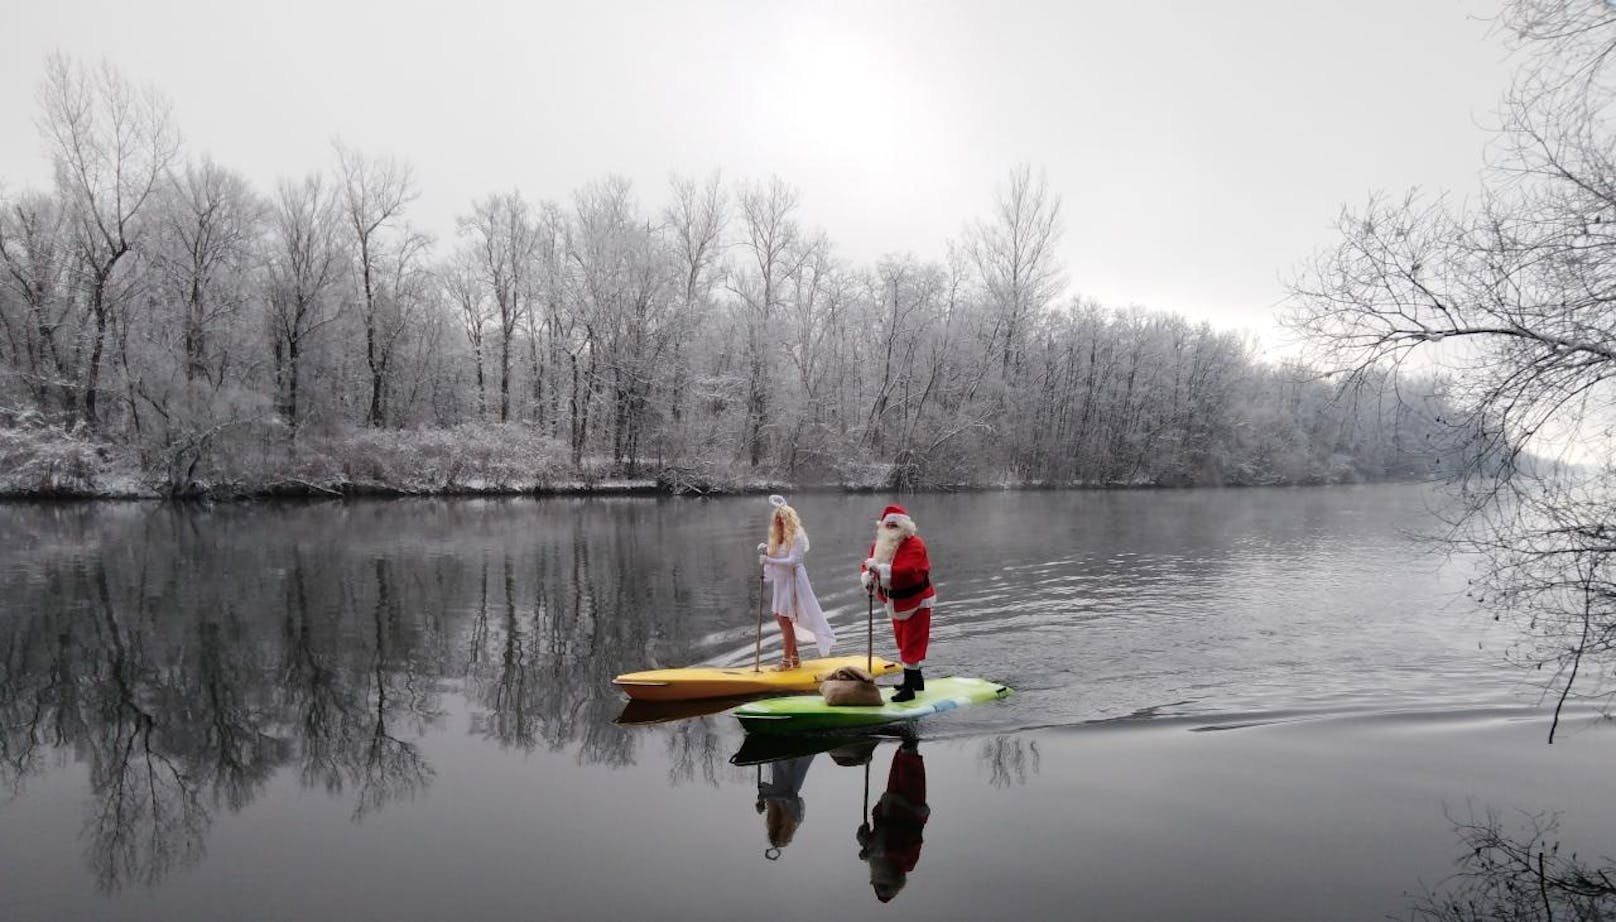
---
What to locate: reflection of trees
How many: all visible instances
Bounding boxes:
[0,507,456,889]
[1410,809,1616,922]
[463,502,707,771]
[81,564,210,892]
[0,602,76,797]
[192,619,286,812]
[664,719,727,787]
[280,547,363,797]
[979,735,1041,788]
[351,558,440,820]
[276,552,442,821]
[0,499,734,888]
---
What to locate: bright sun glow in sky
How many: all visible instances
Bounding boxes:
[0,0,1518,355]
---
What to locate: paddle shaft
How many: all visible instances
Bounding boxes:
[866,583,874,673]
[754,572,765,672]
[862,759,870,824]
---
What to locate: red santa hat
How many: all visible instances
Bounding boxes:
[879,504,913,528]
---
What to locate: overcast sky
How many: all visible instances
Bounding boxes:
[1,0,1516,352]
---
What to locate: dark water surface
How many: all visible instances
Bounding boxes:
[1,486,1612,921]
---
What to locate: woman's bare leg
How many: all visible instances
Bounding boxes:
[775,614,800,668]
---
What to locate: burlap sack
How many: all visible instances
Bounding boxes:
[827,738,880,766]
[820,666,883,707]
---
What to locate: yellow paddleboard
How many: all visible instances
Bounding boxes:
[613,655,902,702]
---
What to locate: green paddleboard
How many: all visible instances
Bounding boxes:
[733,676,1012,735]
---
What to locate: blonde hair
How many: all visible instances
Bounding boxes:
[767,504,804,555]
[765,800,801,847]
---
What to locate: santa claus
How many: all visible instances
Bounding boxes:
[859,504,935,702]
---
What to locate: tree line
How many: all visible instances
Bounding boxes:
[0,53,1453,496]
[1287,0,1616,736]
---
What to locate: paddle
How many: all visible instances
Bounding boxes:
[866,580,875,673]
[862,756,871,822]
[754,570,765,673]
[857,757,871,856]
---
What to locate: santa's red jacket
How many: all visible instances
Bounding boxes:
[863,535,936,618]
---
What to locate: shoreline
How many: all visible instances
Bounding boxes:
[0,472,1434,503]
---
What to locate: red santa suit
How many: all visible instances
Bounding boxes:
[860,505,935,669]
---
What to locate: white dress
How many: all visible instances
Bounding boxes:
[762,532,836,658]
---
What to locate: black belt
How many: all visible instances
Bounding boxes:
[887,576,931,600]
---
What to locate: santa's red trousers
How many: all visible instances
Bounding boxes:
[891,607,931,666]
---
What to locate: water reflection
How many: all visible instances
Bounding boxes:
[0,502,698,889]
[662,714,729,787]
[858,739,931,903]
[979,734,1041,788]
[615,695,750,726]
[731,729,887,767]
[277,549,437,822]
[732,731,999,905]
[1,487,1477,916]
[1410,810,1616,921]
[755,754,815,859]
[462,539,638,767]
[0,546,452,889]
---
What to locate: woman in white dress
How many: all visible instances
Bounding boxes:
[757,495,836,670]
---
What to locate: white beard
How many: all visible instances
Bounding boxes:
[872,523,912,563]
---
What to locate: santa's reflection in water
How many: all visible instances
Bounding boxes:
[856,736,930,903]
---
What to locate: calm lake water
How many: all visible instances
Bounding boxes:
[1,485,1612,921]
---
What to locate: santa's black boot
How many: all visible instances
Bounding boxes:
[910,668,924,692]
[893,668,920,702]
